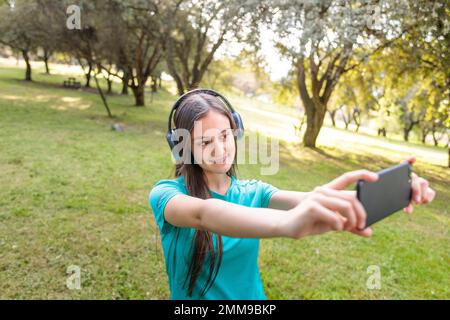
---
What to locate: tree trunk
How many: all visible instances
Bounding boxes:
[151,77,158,93]
[432,131,439,146]
[303,103,326,148]
[43,49,51,74]
[22,50,32,81]
[107,79,112,94]
[174,76,185,96]
[328,110,337,127]
[85,62,92,88]
[353,110,361,132]
[295,52,348,148]
[378,128,387,137]
[121,72,129,95]
[421,129,428,144]
[44,58,50,75]
[165,55,185,95]
[187,81,200,91]
[93,73,113,118]
[342,108,351,130]
[403,128,410,142]
[131,85,145,107]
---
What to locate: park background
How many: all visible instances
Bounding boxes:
[0,0,448,299]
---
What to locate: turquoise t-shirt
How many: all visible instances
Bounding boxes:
[149,175,279,300]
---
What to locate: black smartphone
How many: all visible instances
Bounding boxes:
[356,162,412,229]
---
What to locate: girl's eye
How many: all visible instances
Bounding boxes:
[199,131,230,146]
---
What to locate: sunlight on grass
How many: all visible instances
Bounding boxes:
[318,126,447,167]
[2,95,23,101]
[0,57,85,77]
[51,97,92,111]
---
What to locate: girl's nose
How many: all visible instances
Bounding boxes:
[212,138,226,158]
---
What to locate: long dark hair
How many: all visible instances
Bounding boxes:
[172,92,238,297]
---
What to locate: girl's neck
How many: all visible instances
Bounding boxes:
[204,172,231,195]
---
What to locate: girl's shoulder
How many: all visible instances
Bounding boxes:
[151,176,187,194]
[234,178,260,186]
[233,178,273,190]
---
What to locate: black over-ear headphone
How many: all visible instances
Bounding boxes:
[166,88,244,151]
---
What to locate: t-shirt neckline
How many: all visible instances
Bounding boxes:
[177,175,236,199]
[209,175,235,199]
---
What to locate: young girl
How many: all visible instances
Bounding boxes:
[149,89,435,300]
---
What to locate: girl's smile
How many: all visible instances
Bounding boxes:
[211,155,230,165]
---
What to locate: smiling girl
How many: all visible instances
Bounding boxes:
[149,89,435,300]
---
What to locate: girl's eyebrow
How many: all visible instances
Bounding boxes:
[194,128,230,141]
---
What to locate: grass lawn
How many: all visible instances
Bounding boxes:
[0,64,449,299]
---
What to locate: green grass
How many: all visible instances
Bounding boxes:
[0,64,449,299]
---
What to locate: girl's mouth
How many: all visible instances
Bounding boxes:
[212,155,228,164]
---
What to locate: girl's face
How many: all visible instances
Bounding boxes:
[191,110,236,174]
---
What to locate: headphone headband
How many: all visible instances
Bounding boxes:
[166,88,244,153]
[167,88,237,133]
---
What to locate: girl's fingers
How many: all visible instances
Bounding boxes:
[350,227,372,238]
[402,155,416,165]
[423,187,436,204]
[314,205,345,232]
[315,187,367,230]
[325,170,379,190]
[411,176,422,204]
[404,203,413,214]
[312,194,358,230]
[419,178,429,203]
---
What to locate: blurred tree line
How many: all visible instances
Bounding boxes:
[0,0,448,165]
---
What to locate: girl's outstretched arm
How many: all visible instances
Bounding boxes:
[162,183,371,239]
[268,190,310,210]
[164,194,291,238]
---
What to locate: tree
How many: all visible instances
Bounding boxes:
[34,0,60,75]
[264,0,416,147]
[159,0,257,95]
[40,0,100,88]
[393,0,449,162]
[0,0,41,81]
[40,0,164,106]
[96,0,163,106]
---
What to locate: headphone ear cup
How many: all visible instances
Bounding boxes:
[232,112,244,139]
[166,129,182,162]
[166,130,176,150]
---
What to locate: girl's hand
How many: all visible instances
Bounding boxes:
[279,193,346,239]
[402,156,436,213]
[281,170,379,239]
[281,157,436,240]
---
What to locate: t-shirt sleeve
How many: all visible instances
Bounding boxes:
[149,180,185,234]
[258,180,279,208]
